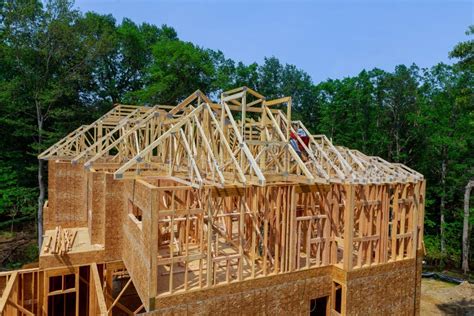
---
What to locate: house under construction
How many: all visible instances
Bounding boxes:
[0,87,425,315]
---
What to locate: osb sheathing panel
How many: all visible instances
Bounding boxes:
[122,212,151,311]
[85,171,125,259]
[122,180,158,311]
[39,249,104,269]
[103,173,125,261]
[45,160,56,229]
[144,266,333,315]
[331,264,346,284]
[344,255,421,316]
[143,255,421,315]
[46,160,87,230]
[415,250,423,315]
[88,171,105,245]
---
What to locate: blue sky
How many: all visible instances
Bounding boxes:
[74,0,473,83]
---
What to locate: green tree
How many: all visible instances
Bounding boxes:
[419,63,474,254]
[313,70,390,155]
[378,65,423,164]
[81,14,175,106]
[210,51,259,96]
[449,25,474,71]
[0,0,102,247]
[133,39,215,104]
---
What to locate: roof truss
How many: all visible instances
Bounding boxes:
[39,86,423,186]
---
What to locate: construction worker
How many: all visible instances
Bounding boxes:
[290,131,301,157]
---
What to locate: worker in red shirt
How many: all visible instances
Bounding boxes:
[297,128,309,161]
[289,131,301,157]
[290,127,310,161]
[297,128,310,151]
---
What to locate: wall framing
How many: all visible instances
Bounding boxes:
[0,87,425,315]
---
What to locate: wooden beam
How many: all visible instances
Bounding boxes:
[343,185,355,270]
[0,271,18,312]
[91,263,107,315]
[7,298,34,316]
[107,277,133,313]
[263,96,291,107]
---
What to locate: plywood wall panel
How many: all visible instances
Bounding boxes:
[344,256,420,315]
[121,179,158,311]
[44,160,57,230]
[122,217,152,310]
[39,249,104,269]
[145,267,333,315]
[104,173,125,261]
[89,171,105,245]
[142,256,421,315]
[46,160,88,229]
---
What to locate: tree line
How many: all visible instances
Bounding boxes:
[0,0,472,270]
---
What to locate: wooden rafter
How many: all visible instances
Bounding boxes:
[39,87,422,186]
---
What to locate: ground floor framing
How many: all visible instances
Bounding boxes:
[0,250,422,315]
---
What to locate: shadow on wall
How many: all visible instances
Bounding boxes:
[436,299,474,315]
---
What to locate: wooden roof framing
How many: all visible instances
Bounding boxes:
[39,87,423,186]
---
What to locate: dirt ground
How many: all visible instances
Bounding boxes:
[421,278,474,315]
[0,220,38,270]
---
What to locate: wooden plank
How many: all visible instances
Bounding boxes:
[7,298,34,316]
[263,97,291,107]
[399,184,407,259]
[0,271,18,312]
[91,263,107,315]
[169,90,199,115]
[108,278,132,313]
[343,185,355,270]
[391,184,400,261]
[222,91,245,102]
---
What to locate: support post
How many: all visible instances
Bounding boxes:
[343,184,355,271]
[0,271,18,312]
